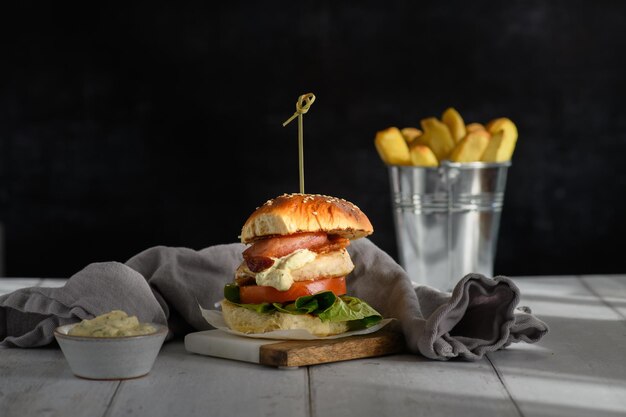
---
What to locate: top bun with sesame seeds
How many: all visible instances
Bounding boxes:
[240,193,374,244]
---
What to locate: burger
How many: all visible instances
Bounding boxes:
[221,193,382,336]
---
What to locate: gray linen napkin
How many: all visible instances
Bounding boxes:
[0,239,548,360]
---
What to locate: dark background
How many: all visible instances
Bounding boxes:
[0,1,624,278]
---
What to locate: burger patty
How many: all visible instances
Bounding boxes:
[235,249,354,285]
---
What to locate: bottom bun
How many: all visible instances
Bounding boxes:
[220,299,349,337]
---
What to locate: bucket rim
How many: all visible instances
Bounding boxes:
[389,160,512,170]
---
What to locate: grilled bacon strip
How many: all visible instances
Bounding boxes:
[242,232,350,273]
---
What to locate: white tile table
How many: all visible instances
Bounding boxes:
[1,275,625,417]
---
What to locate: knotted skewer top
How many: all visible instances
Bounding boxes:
[282,93,316,194]
[282,93,316,127]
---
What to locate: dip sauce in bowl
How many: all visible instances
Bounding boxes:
[68,310,156,337]
[54,310,168,380]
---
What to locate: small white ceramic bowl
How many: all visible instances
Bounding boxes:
[54,323,168,380]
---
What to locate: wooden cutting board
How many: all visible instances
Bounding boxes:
[184,329,405,367]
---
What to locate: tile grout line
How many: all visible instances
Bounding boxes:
[577,275,626,323]
[306,366,314,417]
[101,380,123,417]
[485,353,524,417]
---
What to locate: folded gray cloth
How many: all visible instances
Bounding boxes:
[0,238,548,360]
[347,239,548,360]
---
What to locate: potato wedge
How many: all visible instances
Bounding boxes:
[466,122,486,133]
[400,127,423,146]
[449,130,490,162]
[486,117,517,136]
[374,127,411,165]
[482,118,518,162]
[441,107,466,143]
[410,144,439,167]
[419,117,455,161]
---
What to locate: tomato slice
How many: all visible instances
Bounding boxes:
[239,277,346,304]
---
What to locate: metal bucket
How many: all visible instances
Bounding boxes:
[389,161,510,291]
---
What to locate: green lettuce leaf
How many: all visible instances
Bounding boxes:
[224,283,241,303]
[318,295,383,329]
[222,285,382,329]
